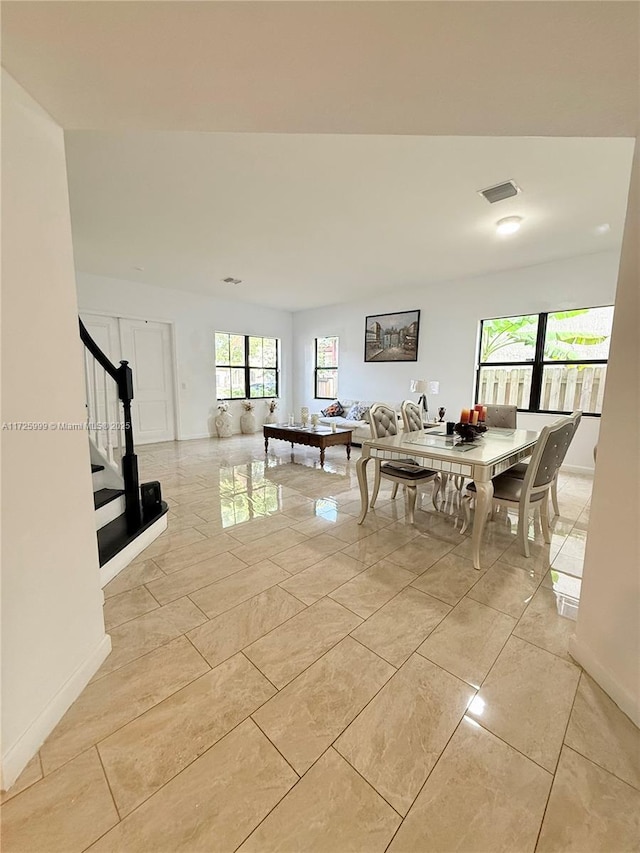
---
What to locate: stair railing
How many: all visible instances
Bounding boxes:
[79,318,142,531]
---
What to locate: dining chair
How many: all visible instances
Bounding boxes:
[369,402,442,523]
[484,404,518,429]
[460,416,575,557]
[507,410,582,517]
[402,400,448,501]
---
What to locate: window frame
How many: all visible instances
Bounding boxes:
[215,332,280,400]
[314,336,339,400]
[475,306,612,417]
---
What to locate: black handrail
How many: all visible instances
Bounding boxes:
[79,318,142,532]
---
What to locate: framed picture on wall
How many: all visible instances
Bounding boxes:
[364,310,420,362]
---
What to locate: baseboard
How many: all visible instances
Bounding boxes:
[562,464,595,475]
[177,432,214,441]
[100,512,168,587]
[1,634,112,791]
[568,635,639,727]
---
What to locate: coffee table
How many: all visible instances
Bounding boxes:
[263,424,353,467]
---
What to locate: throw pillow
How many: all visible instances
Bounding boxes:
[346,402,370,421]
[321,400,345,417]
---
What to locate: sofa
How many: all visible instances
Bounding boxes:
[317,399,403,445]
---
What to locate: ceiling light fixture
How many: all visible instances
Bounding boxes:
[595,223,611,234]
[222,277,242,285]
[496,216,523,236]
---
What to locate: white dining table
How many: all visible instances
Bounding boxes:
[356,427,539,570]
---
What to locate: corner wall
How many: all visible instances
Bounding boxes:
[570,142,639,725]
[292,251,621,471]
[1,72,109,789]
[76,273,294,439]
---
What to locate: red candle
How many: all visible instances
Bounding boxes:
[471,410,479,425]
[481,406,487,422]
[461,409,470,424]
[474,404,483,413]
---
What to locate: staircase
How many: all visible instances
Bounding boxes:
[80,319,168,586]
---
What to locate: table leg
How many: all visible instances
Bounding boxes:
[346,441,351,460]
[264,437,269,453]
[356,455,371,524]
[320,448,325,467]
[471,480,493,570]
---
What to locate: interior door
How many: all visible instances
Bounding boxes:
[118,318,176,444]
[80,313,121,427]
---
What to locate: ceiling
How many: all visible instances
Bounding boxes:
[64,132,634,310]
[2,2,638,312]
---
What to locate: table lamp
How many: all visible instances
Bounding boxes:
[410,379,440,421]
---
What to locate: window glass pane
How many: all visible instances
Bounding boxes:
[263,370,277,397]
[216,367,231,398]
[230,367,246,398]
[230,335,245,366]
[316,368,338,399]
[317,336,338,368]
[262,338,277,368]
[477,365,533,409]
[248,336,263,366]
[544,306,614,361]
[249,367,264,398]
[480,315,539,363]
[215,333,230,365]
[541,364,607,414]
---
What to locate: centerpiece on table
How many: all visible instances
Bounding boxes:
[454,405,488,442]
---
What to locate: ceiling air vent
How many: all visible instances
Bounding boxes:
[478,180,521,204]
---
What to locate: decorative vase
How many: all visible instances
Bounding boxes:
[310,413,320,430]
[301,406,309,427]
[265,412,277,425]
[240,411,257,434]
[215,410,232,438]
[438,407,446,422]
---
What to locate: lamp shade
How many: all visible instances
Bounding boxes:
[410,379,427,393]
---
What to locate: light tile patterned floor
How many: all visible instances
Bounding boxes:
[3,435,639,852]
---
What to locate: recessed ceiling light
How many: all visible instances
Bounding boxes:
[496,216,523,236]
[222,277,243,285]
[595,223,611,234]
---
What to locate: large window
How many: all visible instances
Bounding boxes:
[215,332,279,399]
[315,336,339,399]
[476,306,613,415]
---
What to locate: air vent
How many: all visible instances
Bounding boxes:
[222,277,242,285]
[478,180,521,204]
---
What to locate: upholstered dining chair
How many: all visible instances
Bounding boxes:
[484,404,518,429]
[507,410,582,517]
[402,400,448,501]
[460,416,574,557]
[369,402,441,523]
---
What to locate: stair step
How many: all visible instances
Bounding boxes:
[91,463,105,474]
[97,501,169,567]
[93,488,125,511]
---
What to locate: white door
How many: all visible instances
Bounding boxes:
[119,318,176,444]
[80,313,122,428]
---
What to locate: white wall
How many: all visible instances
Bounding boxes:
[570,144,639,725]
[76,273,294,439]
[293,251,622,471]
[1,73,109,789]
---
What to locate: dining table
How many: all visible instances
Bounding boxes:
[356,426,539,570]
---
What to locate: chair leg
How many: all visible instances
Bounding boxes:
[431,474,442,511]
[518,498,531,558]
[551,477,560,518]
[454,475,465,492]
[370,461,382,509]
[407,486,417,524]
[460,494,472,534]
[391,482,399,500]
[540,493,551,544]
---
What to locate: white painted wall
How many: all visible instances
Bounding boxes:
[570,144,639,725]
[76,273,294,439]
[1,73,109,789]
[293,251,622,471]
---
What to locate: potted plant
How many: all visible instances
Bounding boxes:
[214,400,232,438]
[265,399,278,424]
[240,399,257,434]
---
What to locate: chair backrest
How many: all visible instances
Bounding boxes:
[401,400,423,433]
[556,410,582,469]
[523,416,575,491]
[484,405,517,429]
[369,403,399,439]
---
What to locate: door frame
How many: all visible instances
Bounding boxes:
[79,309,180,443]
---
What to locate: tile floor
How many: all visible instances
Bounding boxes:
[3,435,639,852]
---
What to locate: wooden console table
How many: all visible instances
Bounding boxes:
[263,424,353,467]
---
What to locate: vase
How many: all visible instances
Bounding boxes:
[240,411,257,434]
[215,410,232,438]
[265,412,277,425]
[301,406,309,427]
[310,413,320,430]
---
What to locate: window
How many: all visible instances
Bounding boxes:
[476,306,613,415]
[215,332,279,399]
[315,336,339,399]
